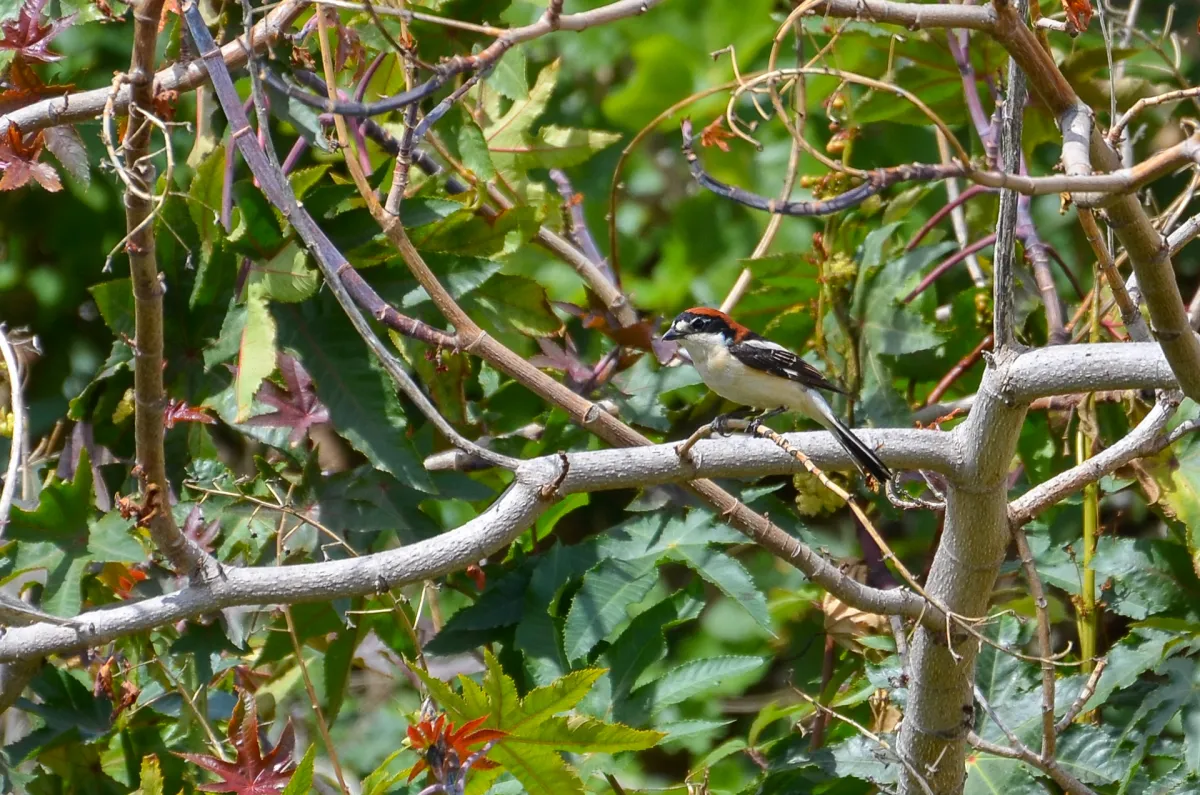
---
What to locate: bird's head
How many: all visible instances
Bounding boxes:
[662,307,740,345]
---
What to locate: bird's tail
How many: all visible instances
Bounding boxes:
[824,414,892,485]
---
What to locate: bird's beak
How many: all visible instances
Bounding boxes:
[661,327,681,342]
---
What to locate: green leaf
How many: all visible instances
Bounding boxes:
[458,115,497,182]
[281,745,317,795]
[488,45,528,100]
[89,279,135,338]
[1055,724,1127,784]
[629,656,765,716]
[267,83,334,152]
[5,448,96,617]
[134,754,164,795]
[360,750,406,795]
[1092,536,1194,620]
[249,242,319,303]
[606,597,677,707]
[411,205,542,257]
[494,125,622,171]
[665,547,772,633]
[514,715,662,752]
[86,511,144,562]
[189,148,227,255]
[519,669,605,723]
[469,273,563,337]
[236,284,278,422]
[486,59,559,147]
[564,559,657,661]
[322,621,360,722]
[861,242,955,356]
[274,298,433,492]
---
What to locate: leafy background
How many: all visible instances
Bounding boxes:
[1,0,1200,792]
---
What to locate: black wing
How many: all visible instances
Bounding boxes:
[729,337,845,394]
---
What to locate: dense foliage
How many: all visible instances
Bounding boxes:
[2,0,1200,793]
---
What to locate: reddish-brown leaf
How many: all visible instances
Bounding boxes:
[177,690,297,794]
[0,123,61,192]
[112,679,140,719]
[164,398,217,428]
[0,0,75,62]
[699,117,735,152]
[243,353,329,445]
[1062,0,1092,30]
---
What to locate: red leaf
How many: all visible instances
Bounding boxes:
[243,353,329,445]
[0,123,61,192]
[0,0,75,62]
[164,398,217,428]
[1062,0,1092,31]
[177,690,297,794]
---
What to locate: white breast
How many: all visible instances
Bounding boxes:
[680,338,832,425]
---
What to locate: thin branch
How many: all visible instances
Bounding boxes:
[1011,525,1056,758]
[967,732,1099,795]
[903,235,996,304]
[1054,658,1107,733]
[122,0,216,579]
[549,169,610,281]
[1077,209,1151,341]
[906,184,995,252]
[0,325,27,533]
[682,119,966,216]
[183,1,514,470]
[2,0,307,135]
[260,0,662,117]
[1109,85,1200,148]
[925,334,993,406]
[1008,396,1188,527]
[993,34,1026,351]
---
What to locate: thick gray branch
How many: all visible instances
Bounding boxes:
[1005,343,1177,401]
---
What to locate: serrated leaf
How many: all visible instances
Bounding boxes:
[861,242,955,355]
[514,715,662,752]
[519,669,605,722]
[470,272,563,336]
[494,125,621,171]
[488,44,528,100]
[458,115,496,182]
[629,656,765,716]
[280,745,317,795]
[274,298,433,491]
[1055,724,1127,784]
[89,278,135,338]
[134,754,164,795]
[43,124,88,187]
[189,147,227,246]
[564,558,657,661]
[486,59,559,146]
[86,510,144,562]
[236,284,277,422]
[360,749,406,795]
[665,547,771,633]
[5,447,95,617]
[249,241,319,303]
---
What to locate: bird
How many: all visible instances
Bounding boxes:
[661,307,892,485]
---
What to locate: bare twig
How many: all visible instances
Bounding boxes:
[123,0,216,579]
[993,35,1026,351]
[0,326,26,533]
[1055,658,1108,733]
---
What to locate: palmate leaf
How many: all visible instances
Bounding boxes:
[410,652,661,795]
[5,447,96,616]
[176,691,297,794]
[273,296,433,492]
